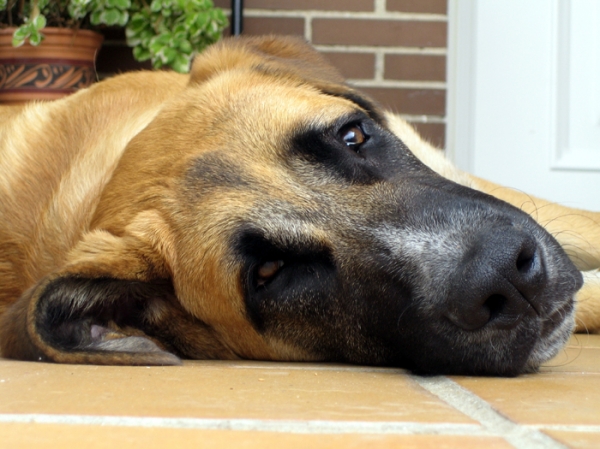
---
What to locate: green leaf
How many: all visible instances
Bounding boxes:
[195,12,210,30]
[90,10,102,24]
[150,0,162,12]
[133,45,152,62]
[12,26,30,41]
[29,30,43,46]
[32,14,47,31]
[127,15,148,32]
[177,39,192,54]
[99,8,124,26]
[151,58,163,70]
[118,11,129,27]
[0,0,8,9]
[12,31,27,48]
[109,0,131,8]
[171,54,191,73]
[173,24,187,34]
[162,47,178,63]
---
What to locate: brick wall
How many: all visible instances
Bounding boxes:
[97,0,448,148]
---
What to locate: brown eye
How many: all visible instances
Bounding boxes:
[340,124,367,147]
[257,260,284,286]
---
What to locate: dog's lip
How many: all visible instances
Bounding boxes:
[541,297,575,334]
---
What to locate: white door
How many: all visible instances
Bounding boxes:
[447,0,600,211]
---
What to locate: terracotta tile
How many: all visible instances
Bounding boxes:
[453,373,600,426]
[0,423,513,449]
[541,346,600,374]
[0,360,473,423]
[543,430,600,449]
[568,334,600,349]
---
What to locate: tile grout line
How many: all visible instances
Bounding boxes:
[411,375,568,449]
[2,412,597,436]
[0,414,485,435]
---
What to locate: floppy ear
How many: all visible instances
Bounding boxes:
[190,35,346,86]
[0,214,230,365]
[0,274,181,365]
[189,35,385,123]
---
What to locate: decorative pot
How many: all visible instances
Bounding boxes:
[0,27,103,104]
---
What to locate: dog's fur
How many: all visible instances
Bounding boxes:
[1,36,599,375]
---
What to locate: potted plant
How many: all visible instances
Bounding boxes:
[0,0,227,103]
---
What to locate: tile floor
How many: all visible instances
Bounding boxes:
[1,335,598,449]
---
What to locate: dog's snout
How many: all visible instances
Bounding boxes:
[445,227,546,331]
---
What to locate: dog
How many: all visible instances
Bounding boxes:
[0,36,599,376]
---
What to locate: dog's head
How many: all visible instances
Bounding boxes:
[1,36,582,375]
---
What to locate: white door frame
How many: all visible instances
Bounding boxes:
[446,0,477,173]
[445,0,600,210]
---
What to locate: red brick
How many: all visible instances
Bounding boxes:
[312,19,447,47]
[358,87,446,115]
[240,17,305,37]
[410,122,446,149]
[221,16,305,37]
[387,0,447,14]
[385,54,446,81]
[321,52,376,80]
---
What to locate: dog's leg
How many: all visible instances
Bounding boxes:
[572,270,600,332]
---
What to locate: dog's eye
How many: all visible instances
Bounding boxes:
[257,260,284,286]
[340,124,367,149]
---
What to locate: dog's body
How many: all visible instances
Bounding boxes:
[1,36,599,375]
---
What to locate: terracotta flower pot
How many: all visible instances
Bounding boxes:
[0,27,103,104]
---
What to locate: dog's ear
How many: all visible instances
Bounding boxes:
[190,35,345,86]
[189,35,385,123]
[0,274,182,365]
[0,214,229,365]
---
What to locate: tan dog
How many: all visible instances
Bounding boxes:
[0,36,599,375]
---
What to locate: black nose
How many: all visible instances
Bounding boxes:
[445,227,546,331]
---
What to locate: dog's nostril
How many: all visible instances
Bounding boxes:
[516,247,535,274]
[483,294,507,322]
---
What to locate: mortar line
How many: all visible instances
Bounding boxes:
[411,375,568,449]
[242,9,447,21]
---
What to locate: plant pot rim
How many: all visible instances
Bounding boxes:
[0,27,102,37]
[0,27,104,48]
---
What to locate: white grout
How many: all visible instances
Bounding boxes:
[0,414,486,435]
[534,424,600,433]
[0,412,594,440]
[412,376,568,449]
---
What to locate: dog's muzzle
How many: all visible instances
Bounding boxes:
[444,226,546,331]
